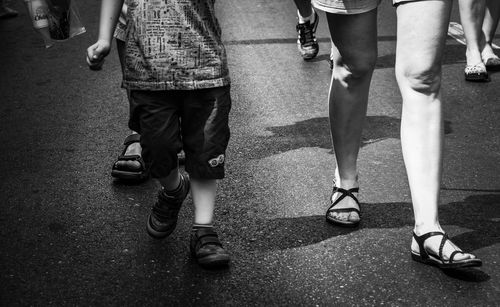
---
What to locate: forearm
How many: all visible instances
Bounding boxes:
[98,0,124,43]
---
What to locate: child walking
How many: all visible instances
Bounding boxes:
[87,0,232,268]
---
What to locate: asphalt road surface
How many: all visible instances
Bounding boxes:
[1,0,499,306]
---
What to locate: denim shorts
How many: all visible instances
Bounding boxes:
[129,86,232,180]
[312,0,381,14]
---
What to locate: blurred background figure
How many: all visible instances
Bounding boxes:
[0,0,18,19]
[293,0,319,60]
[458,0,500,82]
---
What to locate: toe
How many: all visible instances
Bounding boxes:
[115,160,142,171]
[453,252,475,261]
[348,211,360,223]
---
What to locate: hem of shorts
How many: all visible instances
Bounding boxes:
[392,0,420,7]
[313,2,379,15]
[123,77,231,91]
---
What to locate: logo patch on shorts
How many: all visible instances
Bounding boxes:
[208,154,225,167]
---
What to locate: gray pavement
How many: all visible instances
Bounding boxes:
[1,0,499,306]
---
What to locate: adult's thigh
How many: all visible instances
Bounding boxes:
[395,0,452,90]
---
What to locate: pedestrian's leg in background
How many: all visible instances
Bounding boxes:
[482,0,500,70]
[294,0,319,60]
[458,0,489,81]
[395,0,481,268]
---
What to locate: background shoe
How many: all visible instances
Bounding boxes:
[484,56,500,71]
[146,174,190,239]
[296,12,319,60]
[464,63,489,82]
[190,228,230,268]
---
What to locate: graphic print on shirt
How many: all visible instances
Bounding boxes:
[124,0,230,90]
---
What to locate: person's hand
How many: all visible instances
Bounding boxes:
[86,39,111,71]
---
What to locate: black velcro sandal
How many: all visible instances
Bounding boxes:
[111,134,149,181]
[190,228,230,268]
[411,231,482,269]
[325,185,360,227]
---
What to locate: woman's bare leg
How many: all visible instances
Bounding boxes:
[325,9,378,223]
[396,0,476,261]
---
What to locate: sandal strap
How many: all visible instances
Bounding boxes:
[412,231,445,260]
[327,186,360,213]
[117,154,142,161]
[449,250,464,263]
[438,233,449,261]
[328,207,361,214]
[112,154,146,170]
[193,228,223,248]
[123,134,141,146]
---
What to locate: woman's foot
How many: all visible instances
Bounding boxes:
[411,229,482,269]
[464,63,489,82]
[326,178,360,227]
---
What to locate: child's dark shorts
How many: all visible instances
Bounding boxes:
[129,86,231,180]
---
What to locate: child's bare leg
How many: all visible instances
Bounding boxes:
[190,179,216,225]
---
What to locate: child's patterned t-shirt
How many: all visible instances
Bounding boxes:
[123,0,230,90]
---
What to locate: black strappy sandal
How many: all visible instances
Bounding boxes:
[411,231,482,269]
[111,134,149,181]
[325,185,361,227]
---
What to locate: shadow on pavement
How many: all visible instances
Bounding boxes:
[256,193,499,281]
[250,115,452,159]
[259,193,499,251]
[300,42,471,69]
[442,267,490,282]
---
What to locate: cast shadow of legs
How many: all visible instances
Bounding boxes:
[256,193,499,281]
[374,44,472,69]
[310,43,473,69]
[251,115,452,159]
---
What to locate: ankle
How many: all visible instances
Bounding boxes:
[413,223,443,236]
[465,50,483,66]
[297,7,314,24]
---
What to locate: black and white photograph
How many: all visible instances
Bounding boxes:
[0,0,499,305]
